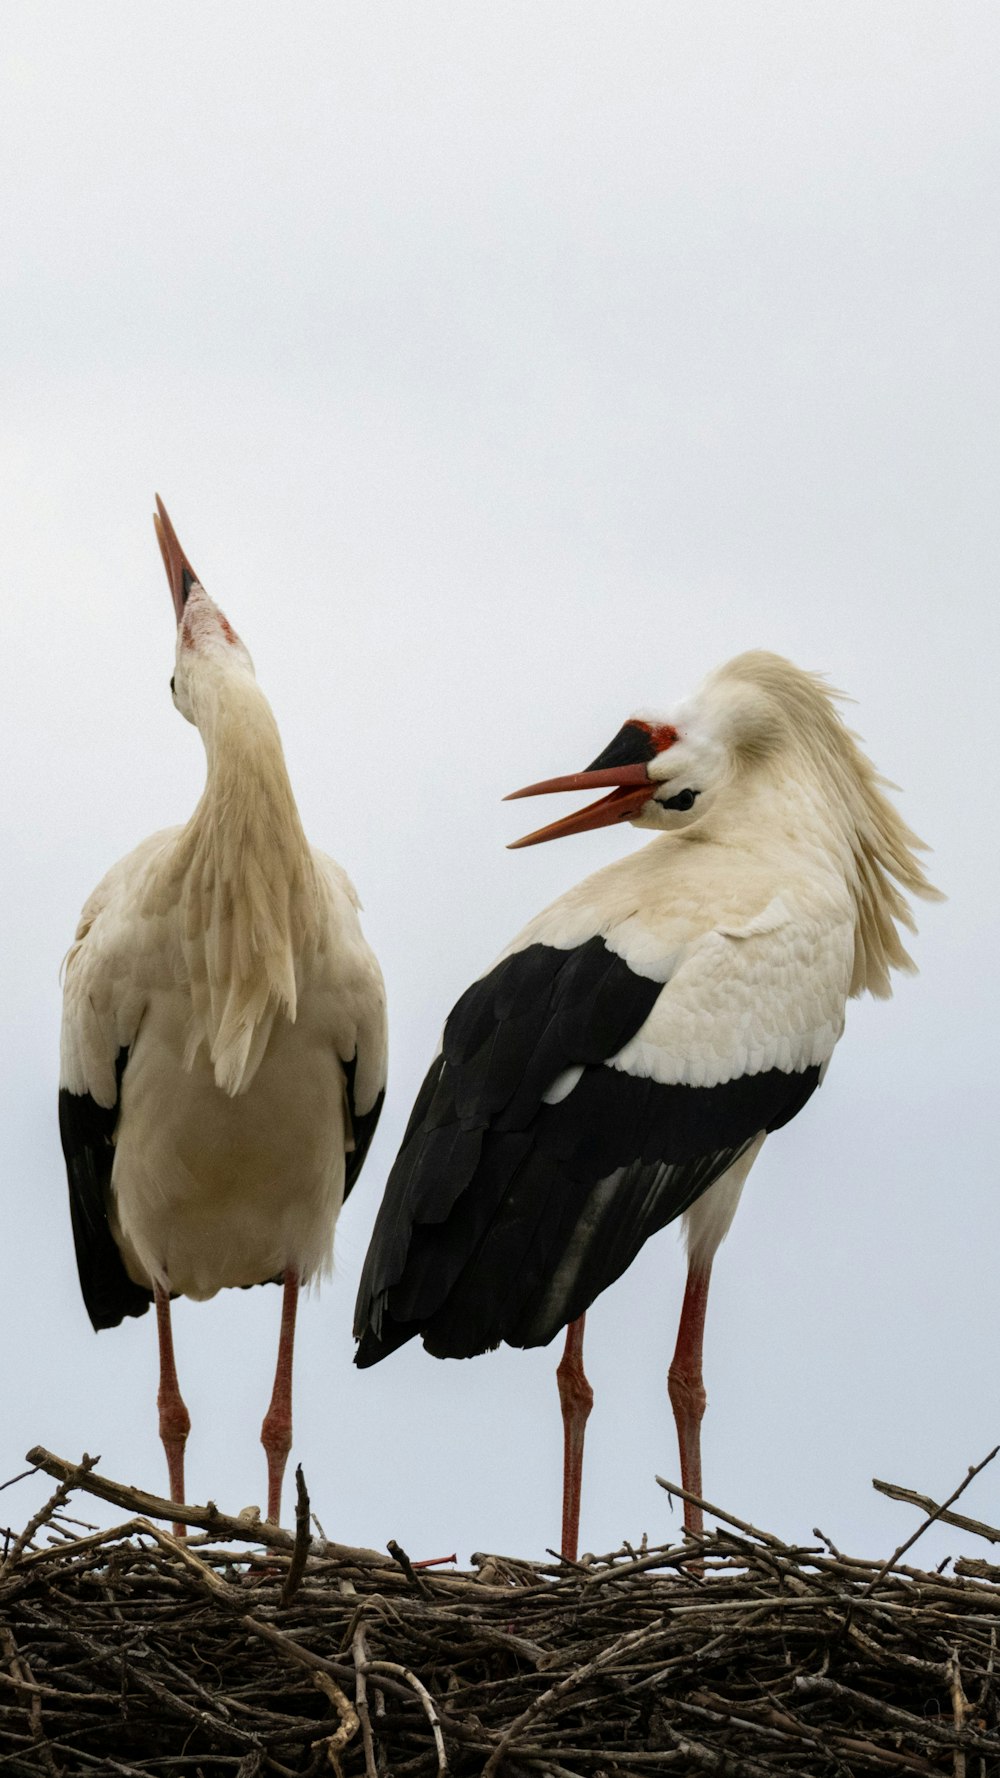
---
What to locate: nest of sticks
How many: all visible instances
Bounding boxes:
[3,1448,1000,1776]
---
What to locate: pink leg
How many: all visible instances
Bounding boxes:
[261,1271,299,1524]
[556,1314,593,1562]
[667,1261,713,1537]
[154,1284,190,1538]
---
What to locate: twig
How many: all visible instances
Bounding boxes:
[482,1617,667,1778]
[1,1627,59,1775]
[655,1476,784,1548]
[363,1660,448,1775]
[388,1540,433,1597]
[865,1447,1000,1594]
[352,1622,378,1778]
[873,1480,1000,1546]
[0,1452,99,1574]
[1,1517,146,1578]
[793,1675,998,1755]
[280,1465,312,1609]
[586,1545,714,1586]
[947,1646,969,1778]
[138,1518,243,1603]
[26,1445,389,1565]
[544,1548,593,1573]
[654,1719,776,1776]
[0,1467,39,1494]
[954,1556,1000,1581]
[312,1670,360,1767]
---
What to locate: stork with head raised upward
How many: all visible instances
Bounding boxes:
[354,652,939,1559]
[59,499,387,1527]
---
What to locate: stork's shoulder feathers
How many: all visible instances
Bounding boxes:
[507,837,854,1087]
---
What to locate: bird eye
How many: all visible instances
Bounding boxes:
[661,788,698,812]
[170,676,176,695]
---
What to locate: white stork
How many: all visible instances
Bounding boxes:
[354,652,939,1559]
[59,498,387,1527]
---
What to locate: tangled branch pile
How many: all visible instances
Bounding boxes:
[3,1449,1000,1776]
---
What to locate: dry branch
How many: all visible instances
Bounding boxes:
[280,1464,313,1609]
[24,1446,389,1566]
[863,1446,999,1593]
[874,1473,1000,1546]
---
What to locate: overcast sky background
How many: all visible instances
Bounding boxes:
[2,2,998,1569]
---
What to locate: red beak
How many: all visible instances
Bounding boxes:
[505,763,653,849]
[153,495,200,625]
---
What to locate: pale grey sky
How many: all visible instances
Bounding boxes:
[2,2,998,1566]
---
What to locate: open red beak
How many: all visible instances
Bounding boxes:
[153,495,200,625]
[505,762,653,849]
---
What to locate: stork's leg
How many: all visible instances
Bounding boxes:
[556,1313,593,1562]
[667,1261,713,1537]
[154,1284,190,1538]
[261,1271,299,1524]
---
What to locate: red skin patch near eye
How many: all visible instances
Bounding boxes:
[637,721,678,754]
[180,608,238,648]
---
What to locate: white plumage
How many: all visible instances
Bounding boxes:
[355,651,939,1558]
[59,499,386,1525]
[62,840,384,1299]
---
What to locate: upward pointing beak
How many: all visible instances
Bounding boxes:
[153,495,200,625]
[504,763,653,849]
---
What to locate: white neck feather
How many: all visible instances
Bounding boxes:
[708,655,942,1000]
[170,665,321,1095]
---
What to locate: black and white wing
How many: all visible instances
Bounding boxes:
[58,1048,152,1329]
[355,894,851,1366]
[314,851,388,1204]
[342,1052,386,1198]
[58,839,173,1330]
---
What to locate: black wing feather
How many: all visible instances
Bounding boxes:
[342,1051,386,1201]
[354,939,821,1367]
[58,1051,153,1332]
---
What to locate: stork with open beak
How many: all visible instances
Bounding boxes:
[354,652,939,1559]
[59,499,387,1527]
